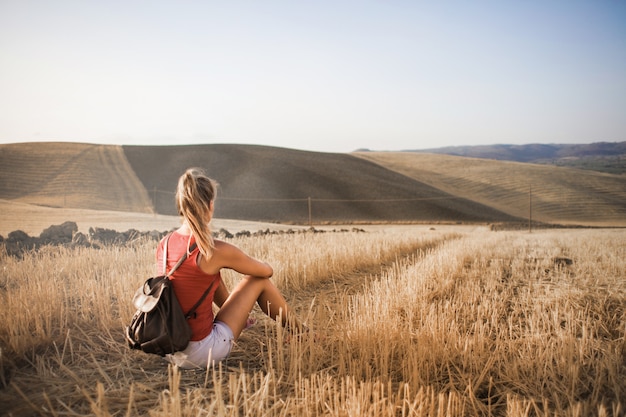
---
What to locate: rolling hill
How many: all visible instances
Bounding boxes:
[1,142,624,227]
[0,142,152,213]
[354,152,626,227]
[122,144,514,223]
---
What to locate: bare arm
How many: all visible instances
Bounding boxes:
[221,242,273,278]
[199,240,273,278]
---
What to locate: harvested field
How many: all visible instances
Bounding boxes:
[1,227,624,416]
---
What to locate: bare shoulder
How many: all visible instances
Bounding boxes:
[212,239,246,263]
[197,239,241,275]
[213,239,240,254]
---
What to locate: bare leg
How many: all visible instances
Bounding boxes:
[215,276,299,339]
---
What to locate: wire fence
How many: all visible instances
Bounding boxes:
[39,183,626,228]
[148,186,626,228]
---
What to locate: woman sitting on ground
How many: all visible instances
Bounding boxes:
[158,167,301,369]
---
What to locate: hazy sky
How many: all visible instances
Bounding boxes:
[1,1,625,153]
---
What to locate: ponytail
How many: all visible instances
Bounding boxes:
[176,168,218,257]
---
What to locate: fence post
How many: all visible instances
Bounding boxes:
[528,185,532,233]
[308,197,312,227]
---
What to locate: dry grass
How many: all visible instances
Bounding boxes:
[0,227,624,416]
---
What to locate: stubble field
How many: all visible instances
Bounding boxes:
[0,227,624,416]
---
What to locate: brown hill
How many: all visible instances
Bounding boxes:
[7,142,622,226]
[0,143,152,213]
[122,144,516,223]
[354,152,626,227]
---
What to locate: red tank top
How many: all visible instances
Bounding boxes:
[156,232,221,341]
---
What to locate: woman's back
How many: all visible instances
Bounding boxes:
[157,232,221,341]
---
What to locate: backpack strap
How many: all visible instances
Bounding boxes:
[162,234,170,275]
[162,233,198,278]
[184,278,219,320]
[161,233,213,320]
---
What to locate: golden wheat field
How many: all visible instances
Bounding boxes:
[0,227,624,416]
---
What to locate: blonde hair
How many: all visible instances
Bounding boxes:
[176,168,218,256]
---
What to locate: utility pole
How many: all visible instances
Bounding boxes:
[529,185,532,233]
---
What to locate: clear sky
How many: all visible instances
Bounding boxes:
[1,0,624,153]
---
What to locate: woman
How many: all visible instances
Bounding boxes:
[157,167,300,369]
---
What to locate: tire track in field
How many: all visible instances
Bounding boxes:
[288,235,457,328]
[227,234,458,372]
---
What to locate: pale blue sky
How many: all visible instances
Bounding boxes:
[1,0,624,152]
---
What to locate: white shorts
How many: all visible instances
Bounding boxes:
[164,321,234,369]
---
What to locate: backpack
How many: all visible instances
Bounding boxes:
[125,235,216,356]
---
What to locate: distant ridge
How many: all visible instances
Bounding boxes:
[406,142,626,174]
